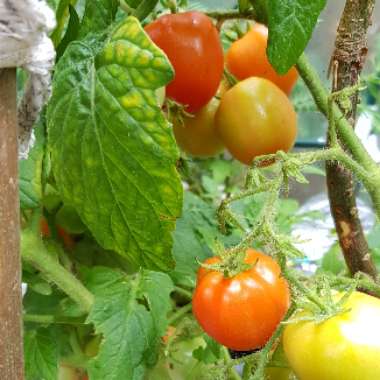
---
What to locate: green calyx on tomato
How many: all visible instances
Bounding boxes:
[192,249,290,351]
[215,77,297,165]
[172,98,224,158]
[145,11,224,113]
[283,291,380,380]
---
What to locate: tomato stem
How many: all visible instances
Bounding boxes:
[173,286,193,300]
[221,347,243,380]
[296,54,378,174]
[21,228,94,313]
[206,10,257,22]
[249,306,295,380]
[167,303,192,325]
[23,314,85,325]
[284,270,330,314]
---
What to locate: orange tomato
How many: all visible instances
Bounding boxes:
[215,77,297,165]
[226,24,298,95]
[172,98,224,157]
[192,249,290,351]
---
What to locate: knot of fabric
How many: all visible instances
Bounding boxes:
[0,0,56,159]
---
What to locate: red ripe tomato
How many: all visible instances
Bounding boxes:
[145,11,224,113]
[226,24,298,95]
[215,77,297,165]
[192,249,290,351]
[172,98,224,157]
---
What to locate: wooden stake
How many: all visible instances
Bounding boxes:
[326,0,377,281]
[0,68,24,379]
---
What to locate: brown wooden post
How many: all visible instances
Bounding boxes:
[0,68,24,379]
[326,0,378,281]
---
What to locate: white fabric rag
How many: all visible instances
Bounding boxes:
[0,0,56,158]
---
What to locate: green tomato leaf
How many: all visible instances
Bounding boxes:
[19,121,45,209]
[79,0,119,38]
[250,0,268,24]
[193,335,221,364]
[133,0,160,21]
[51,0,75,48]
[267,0,327,74]
[319,243,346,275]
[55,204,87,234]
[24,328,58,380]
[85,267,174,379]
[171,193,218,288]
[47,17,182,271]
[55,5,80,61]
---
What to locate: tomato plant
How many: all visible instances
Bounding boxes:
[192,249,290,351]
[145,11,224,113]
[283,291,380,380]
[215,77,297,164]
[265,367,293,380]
[226,24,298,95]
[172,98,224,157]
[6,0,380,379]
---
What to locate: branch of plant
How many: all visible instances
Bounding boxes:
[167,303,192,325]
[206,9,257,22]
[296,54,378,174]
[326,272,380,297]
[21,227,94,313]
[23,314,85,325]
[173,285,193,300]
[221,347,243,380]
[218,182,273,234]
[219,146,379,264]
[253,148,380,219]
[248,306,295,380]
[284,270,330,314]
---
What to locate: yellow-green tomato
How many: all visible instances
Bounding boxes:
[173,98,224,157]
[265,367,293,380]
[283,291,380,380]
[58,364,83,380]
[215,77,297,165]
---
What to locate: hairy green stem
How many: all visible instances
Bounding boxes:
[296,54,377,173]
[167,303,192,325]
[254,147,380,219]
[221,347,243,380]
[21,230,94,313]
[24,314,85,325]
[119,0,134,13]
[173,286,193,300]
[207,10,256,21]
[133,0,159,20]
[328,273,380,297]
[242,362,253,380]
[285,270,329,314]
[249,307,294,380]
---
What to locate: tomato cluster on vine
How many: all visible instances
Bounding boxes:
[145,11,298,165]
